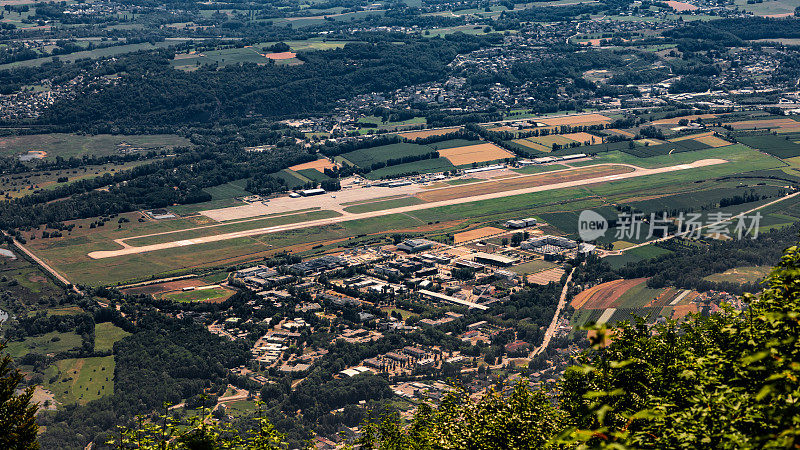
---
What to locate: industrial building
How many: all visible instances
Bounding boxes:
[396,239,435,253]
[299,188,326,196]
[504,218,537,228]
[472,251,518,267]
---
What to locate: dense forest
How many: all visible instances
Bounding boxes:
[36,311,250,449]
[39,35,501,134]
[617,223,800,293]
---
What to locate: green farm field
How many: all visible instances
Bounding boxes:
[626,185,788,215]
[341,143,436,168]
[0,133,191,159]
[605,244,674,269]
[364,157,456,180]
[734,133,800,159]
[93,323,131,353]
[614,282,666,309]
[44,356,115,405]
[5,331,83,359]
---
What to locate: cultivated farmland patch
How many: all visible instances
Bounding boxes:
[453,226,505,243]
[289,158,336,173]
[571,278,648,309]
[539,113,611,127]
[397,127,462,140]
[438,143,514,166]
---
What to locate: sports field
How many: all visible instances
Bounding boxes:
[160,286,235,303]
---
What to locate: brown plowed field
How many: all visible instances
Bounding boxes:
[571,278,647,310]
[540,114,611,127]
[646,287,677,308]
[416,165,633,203]
[439,143,514,166]
[289,158,336,172]
[728,118,800,130]
[454,226,505,243]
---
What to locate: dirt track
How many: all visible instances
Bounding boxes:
[88,159,726,259]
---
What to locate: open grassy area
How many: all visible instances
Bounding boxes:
[227,400,259,418]
[5,331,83,359]
[0,41,183,70]
[513,164,569,174]
[341,143,435,168]
[0,133,191,159]
[573,144,781,170]
[735,133,800,159]
[44,356,115,405]
[510,260,558,275]
[364,157,456,180]
[93,322,131,353]
[172,47,274,69]
[381,307,415,320]
[160,287,234,302]
[4,160,153,199]
[605,244,674,269]
[124,209,340,246]
[703,266,771,285]
[170,180,250,215]
[343,196,424,213]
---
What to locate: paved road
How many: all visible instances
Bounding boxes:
[11,236,83,295]
[88,159,726,259]
[531,267,575,358]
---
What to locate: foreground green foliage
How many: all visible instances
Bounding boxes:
[108,404,288,450]
[0,342,39,450]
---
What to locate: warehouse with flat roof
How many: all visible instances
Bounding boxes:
[472,251,518,267]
